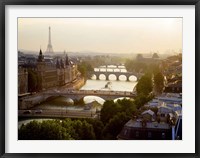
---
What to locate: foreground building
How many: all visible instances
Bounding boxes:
[118,93,182,140]
[118,119,172,140]
[118,116,182,140]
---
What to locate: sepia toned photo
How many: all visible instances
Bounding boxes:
[18,18,182,140]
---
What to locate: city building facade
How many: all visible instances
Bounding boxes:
[18,49,79,94]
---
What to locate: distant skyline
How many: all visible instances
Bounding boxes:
[18,18,182,54]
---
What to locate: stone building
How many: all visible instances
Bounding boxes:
[18,49,79,94]
[36,49,79,90]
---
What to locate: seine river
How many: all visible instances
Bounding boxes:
[18,65,137,128]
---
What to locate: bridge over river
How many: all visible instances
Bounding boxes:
[91,71,141,81]
[19,90,136,109]
[91,65,143,81]
[43,90,136,100]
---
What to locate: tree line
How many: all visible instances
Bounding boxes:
[126,59,164,95]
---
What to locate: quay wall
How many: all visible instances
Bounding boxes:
[72,77,85,90]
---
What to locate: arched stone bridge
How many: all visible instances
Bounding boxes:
[43,90,136,101]
[19,90,137,109]
[91,71,141,81]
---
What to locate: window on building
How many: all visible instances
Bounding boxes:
[162,132,166,139]
[136,131,139,137]
[124,129,128,135]
[148,132,152,138]
[161,113,165,117]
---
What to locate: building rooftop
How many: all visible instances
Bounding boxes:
[142,109,155,116]
[125,119,170,129]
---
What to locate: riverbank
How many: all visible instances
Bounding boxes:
[58,76,85,91]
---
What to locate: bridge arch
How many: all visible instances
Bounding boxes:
[99,74,107,80]
[118,74,128,81]
[108,74,117,81]
[90,74,97,80]
[128,75,138,81]
[114,97,131,102]
[83,96,105,105]
[45,96,74,105]
[45,96,57,101]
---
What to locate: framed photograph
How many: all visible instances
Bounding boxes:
[1,0,199,157]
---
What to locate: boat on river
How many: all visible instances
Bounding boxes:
[105,81,112,89]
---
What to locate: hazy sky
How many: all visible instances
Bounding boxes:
[18,18,182,54]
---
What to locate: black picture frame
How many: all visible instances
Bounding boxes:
[0,0,199,158]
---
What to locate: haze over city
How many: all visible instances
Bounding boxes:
[18,18,182,54]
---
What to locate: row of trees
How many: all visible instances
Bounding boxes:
[99,95,160,139]
[100,99,136,139]
[77,61,93,79]
[128,59,165,95]
[136,71,164,96]
[19,119,103,140]
[125,60,147,73]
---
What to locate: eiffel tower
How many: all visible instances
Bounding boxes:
[45,26,54,55]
